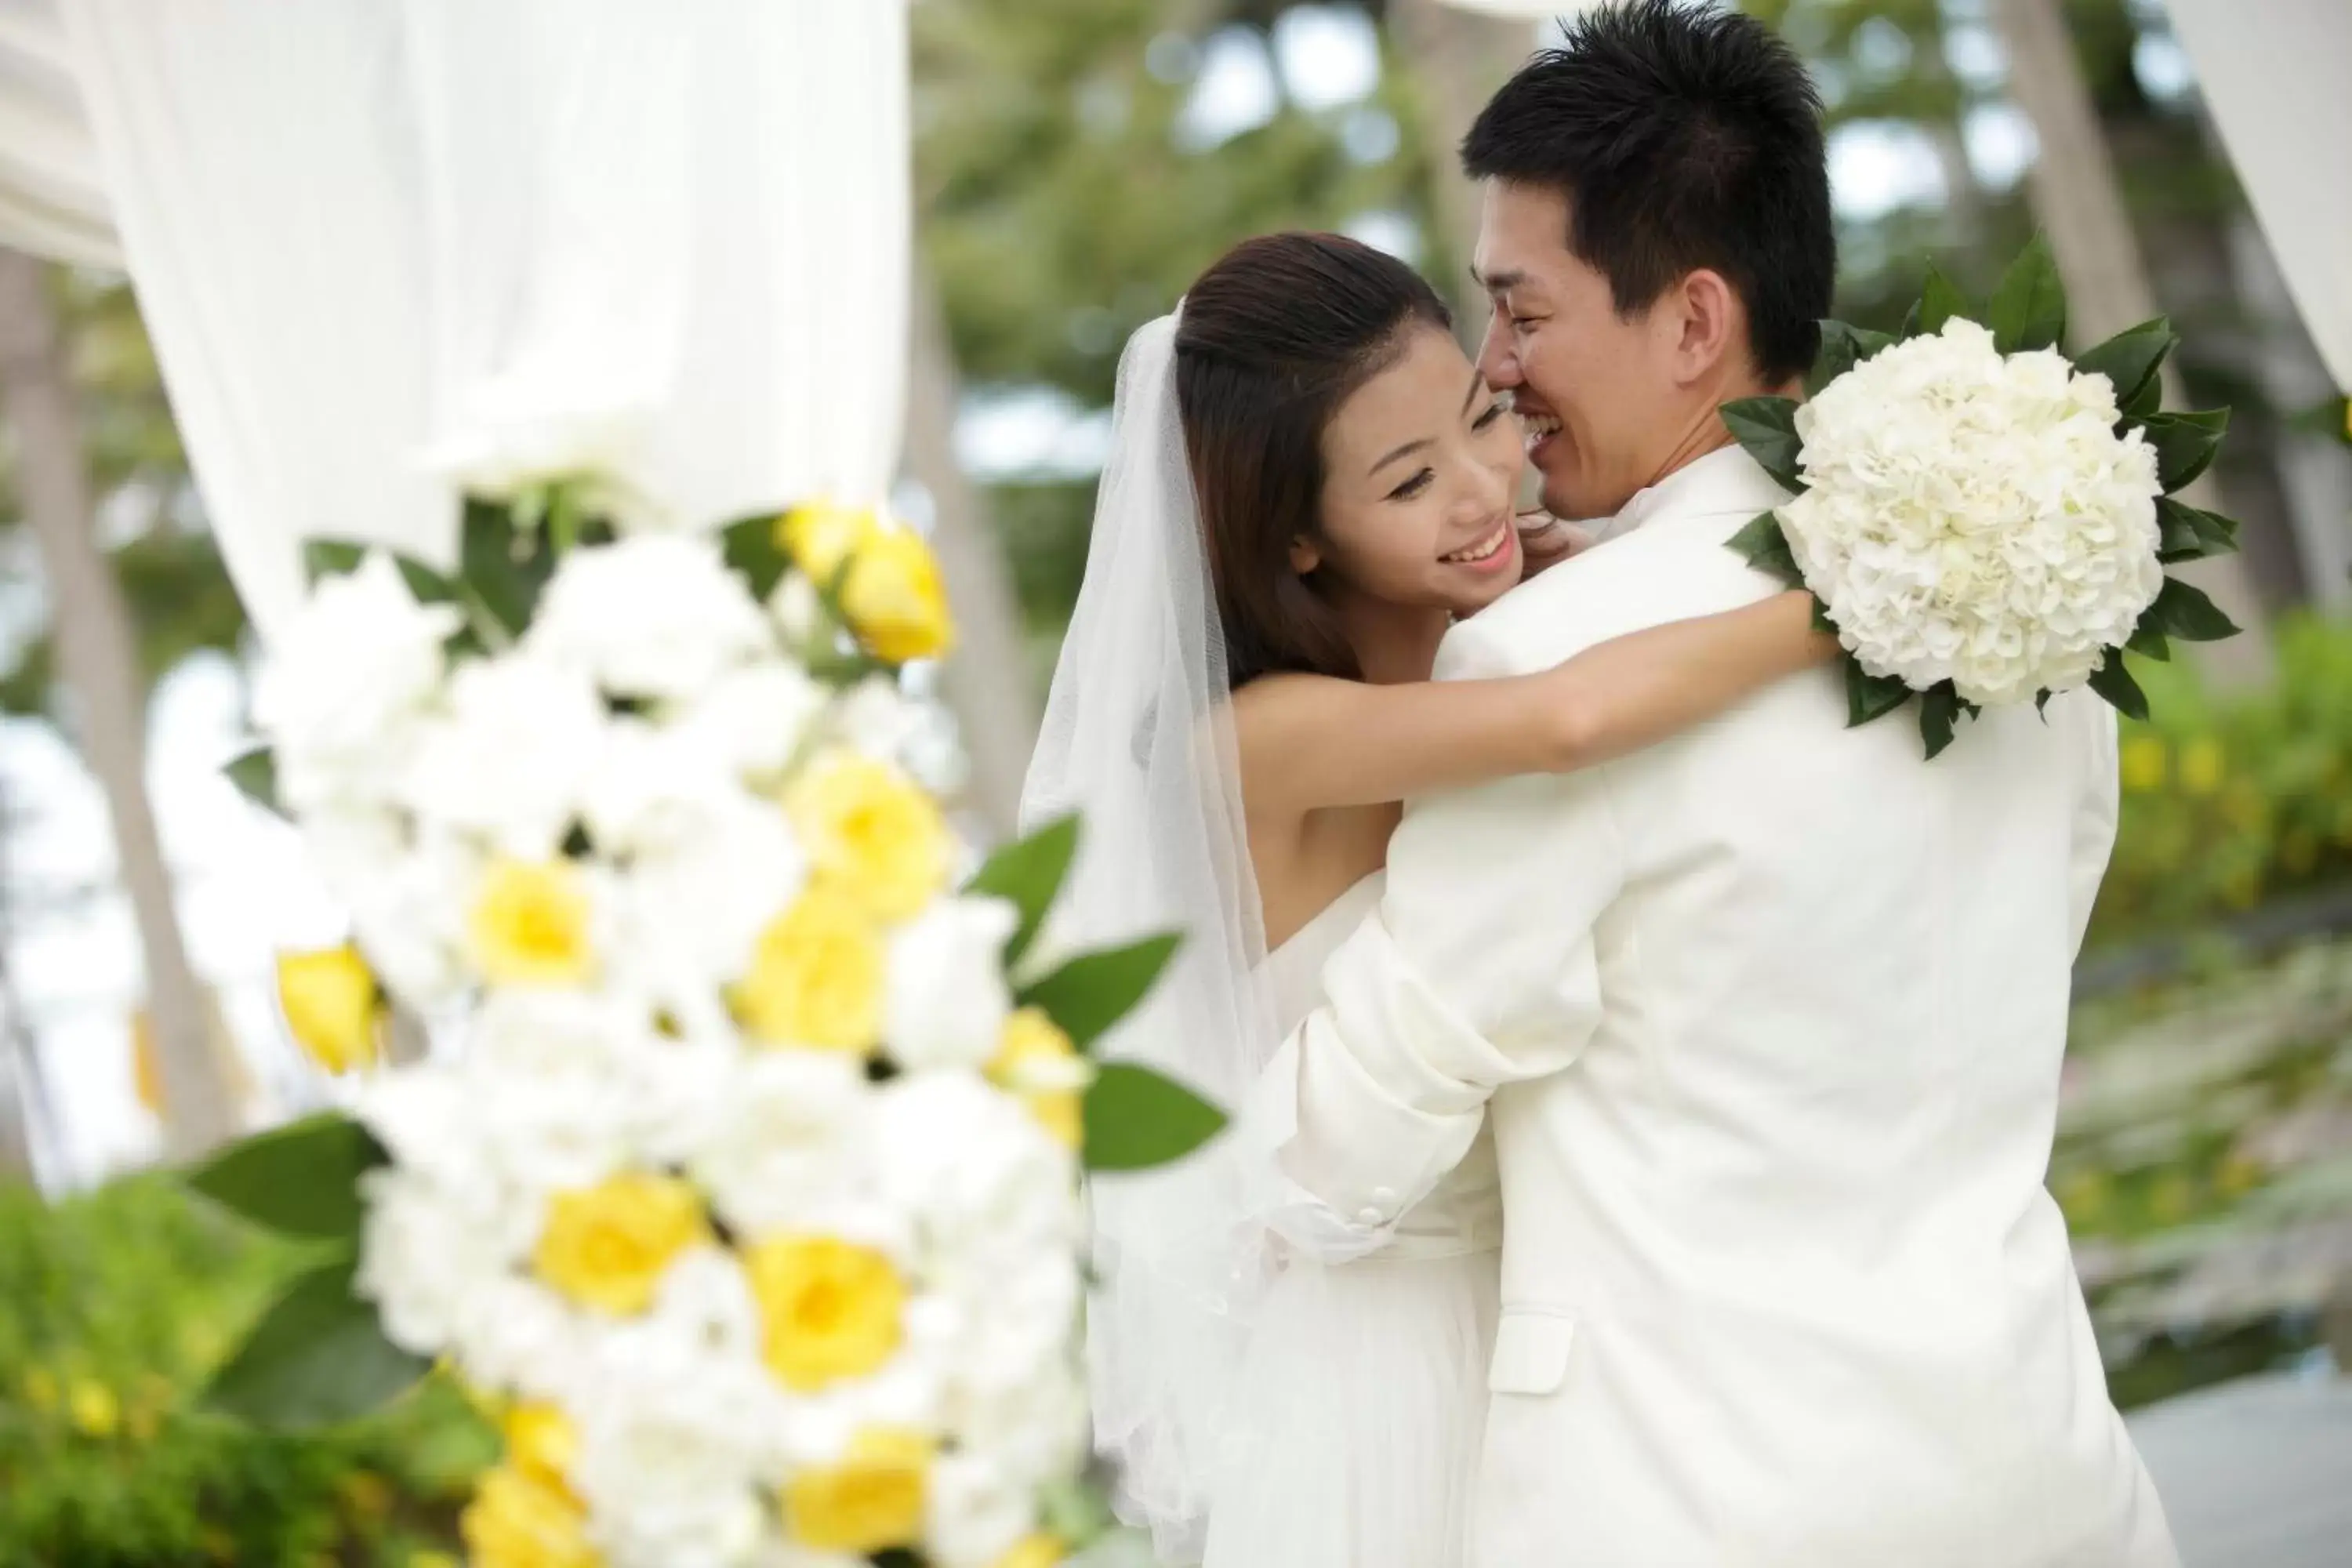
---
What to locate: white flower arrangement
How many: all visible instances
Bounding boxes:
[197,476,1221,1568]
[1725,238,2243,756]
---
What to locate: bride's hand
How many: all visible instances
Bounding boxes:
[1516,511,1592,578]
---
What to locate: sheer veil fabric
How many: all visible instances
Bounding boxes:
[1022,314,1501,1568]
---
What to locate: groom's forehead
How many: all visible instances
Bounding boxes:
[1472,180,1575,289]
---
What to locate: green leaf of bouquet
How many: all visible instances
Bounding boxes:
[964,814,1081,967]
[1916,263,1971,335]
[2140,575,2240,644]
[1918,684,1968,760]
[2076,318,2175,416]
[1843,658,1911,729]
[1719,398,1806,492]
[720,510,792,603]
[1725,510,1806,589]
[2153,497,2240,563]
[1018,932,1182,1051]
[1807,320,1895,394]
[1897,299,1922,340]
[2140,408,2231,494]
[201,1257,429,1429]
[187,1112,388,1242]
[2125,622,2172,661]
[1985,234,2066,354]
[2088,653,2150,722]
[459,496,558,637]
[223,746,282,818]
[301,538,368,585]
[1082,1062,1228,1173]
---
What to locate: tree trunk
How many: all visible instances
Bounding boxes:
[0,787,56,1188]
[0,249,237,1160]
[1390,0,1540,321]
[1987,0,2274,687]
[905,264,1040,842]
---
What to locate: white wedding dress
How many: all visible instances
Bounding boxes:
[1200,873,1504,1568]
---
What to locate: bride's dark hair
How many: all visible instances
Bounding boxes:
[1176,232,1451,688]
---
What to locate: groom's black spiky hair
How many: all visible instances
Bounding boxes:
[1462,0,1833,384]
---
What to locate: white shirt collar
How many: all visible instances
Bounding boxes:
[1588,445,1789,543]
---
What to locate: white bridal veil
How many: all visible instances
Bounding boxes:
[1018,313,1284,1560]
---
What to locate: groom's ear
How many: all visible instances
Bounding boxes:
[1667,267,1742,386]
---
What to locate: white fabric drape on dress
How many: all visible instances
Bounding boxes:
[2,0,909,640]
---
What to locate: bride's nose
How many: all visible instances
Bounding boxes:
[1452,452,1511,519]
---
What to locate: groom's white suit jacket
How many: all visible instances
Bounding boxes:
[1265,448,2176,1566]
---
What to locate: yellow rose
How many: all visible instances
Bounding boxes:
[786,752,951,924]
[735,884,885,1052]
[460,1463,602,1568]
[275,944,383,1073]
[746,1235,906,1392]
[2179,738,2225,797]
[782,1427,931,1553]
[994,1535,1070,1568]
[779,499,881,585]
[470,859,597,988]
[504,1402,581,1494]
[532,1171,709,1316]
[840,526,956,664]
[990,1007,1093,1151]
[66,1377,118,1439]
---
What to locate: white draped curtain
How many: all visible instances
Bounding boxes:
[1,0,910,639]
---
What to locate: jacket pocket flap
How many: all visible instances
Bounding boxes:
[1486,1311,1575,1396]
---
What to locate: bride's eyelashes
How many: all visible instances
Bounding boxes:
[1473,400,1509,432]
[1388,468,1436,502]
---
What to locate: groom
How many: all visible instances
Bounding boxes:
[1261,3,2176,1563]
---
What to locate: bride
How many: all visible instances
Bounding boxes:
[1020,232,1828,1566]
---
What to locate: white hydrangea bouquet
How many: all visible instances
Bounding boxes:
[189,478,1222,1568]
[1723,237,2243,757]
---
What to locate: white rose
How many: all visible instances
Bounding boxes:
[347,833,483,1012]
[254,554,459,810]
[925,1450,1038,1568]
[580,718,742,856]
[447,1276,592,1403]
[353,1167,518,1356]
[459,994,644,1196]
[571,1408,768,1568]
[688,1051,873,1240]
[884,896,1018,1071]
[400,654,606,860]
[828,674,924,763]
[423,366,667,532]
[674,659,830,784]
[530,532,772,702]
[874,1073,1083,1259]
[614,786,808,993]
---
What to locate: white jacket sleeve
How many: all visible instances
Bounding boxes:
[1254,615,1630,1252]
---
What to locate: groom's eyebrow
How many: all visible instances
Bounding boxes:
[1473,263,1524,294]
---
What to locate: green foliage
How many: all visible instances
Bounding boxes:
[964,812,1081,965]
[1081,1063,1229,1173]
[2090,616,2352,947]
[0,1176,491,1566]
[1019,932,1182,1054]
[187,1112,387,1243]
